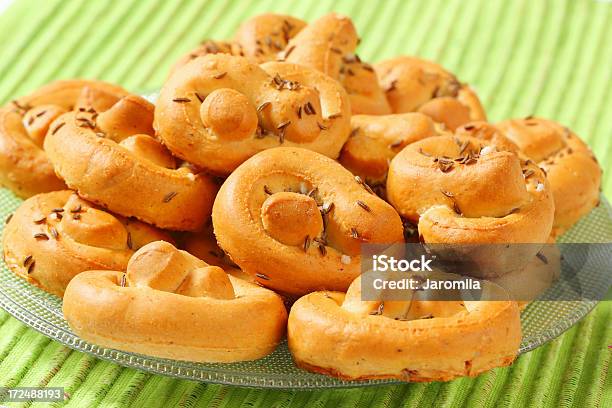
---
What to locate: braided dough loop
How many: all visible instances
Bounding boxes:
[212,147,404,295]
[0,80,129,198]
[387,135,554,246]
[375,56,486,130]
[284,13,390,115]
[44,93,217,231]
[496,118,602,235]
[155,54,351,175]
[63,241,287,362]
[2,191,171,296]
[288,274,521,382]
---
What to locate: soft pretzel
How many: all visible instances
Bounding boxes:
[386,135,554,251]
[0,80,129,198]
[63,240,287,362]
[284,13,390,115]
[44,91,218,231]
[155,54,351,175]
[375,56,486,130]
[170,14,306,76]
[496,117,601,236]
[339,113,442,186]
[288,273,521,382]
[2,190,171,297]
[212,147,404,295]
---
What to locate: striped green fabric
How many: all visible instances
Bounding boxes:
[0,0,610,406]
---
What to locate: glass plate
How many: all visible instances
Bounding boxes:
[0,188,610,389]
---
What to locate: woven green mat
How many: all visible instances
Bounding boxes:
[0,0,611,406]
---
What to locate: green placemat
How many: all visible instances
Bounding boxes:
[0,0,610,406]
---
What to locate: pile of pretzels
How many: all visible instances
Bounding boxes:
[0,13,602,382]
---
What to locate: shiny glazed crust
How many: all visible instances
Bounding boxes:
[0,80,129,198]
[169,13,306,75]
[285,13,391,115]
[212,147,404,295]
[155,54,351,175]
[2,190,171,296]
[387,135,554,245]
[288,277,521,382]
[44,94,218,231]
[496,117,602,236]
[63,241,287,362]
[339,113,442,183]
[375,56,486,130]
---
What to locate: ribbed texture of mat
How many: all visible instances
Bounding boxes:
[0,0,610,406]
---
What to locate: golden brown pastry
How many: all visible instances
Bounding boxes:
[387,134,553,242]
[155,54,351,175]
[181,224,255,284]
[44,91,218,231]
[235,13,306,62]
[0,80,129,198]
[496,117,602,236]
[212,147,404,295]
[2,190,171,297]
[284,13,390,115]
[170,40,245,77]
[375,56,486,130]
[63,240,287,362]
[339,113,442,185]
[288,273,521,382]
[386,135,554,274]
[170,14,306,75]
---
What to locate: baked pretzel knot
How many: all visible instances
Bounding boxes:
[0,80,128,198]
[44,90,217,231]
[375,57,486,130]
[63,240,287,362]
[288,274,521,382]
[387,134,554,248]
[284,13,390,115]
[155,54,351,175]
[3,191,171,296]
[496,117,602,236]
[212,147,404,295]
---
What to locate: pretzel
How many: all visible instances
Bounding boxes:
[212,147,404,295]
[386,135,554,272]
[2,190,171,296]
[284,13,390,115]
[63,240,287,362]
[170,14,306,76]
[155,54,351,175]
[44,91,218,231]
[0,80,129,198]
[375,56,486,130]
[288,273,521,382]
[338,113,443,187]
[496,117,602,236]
